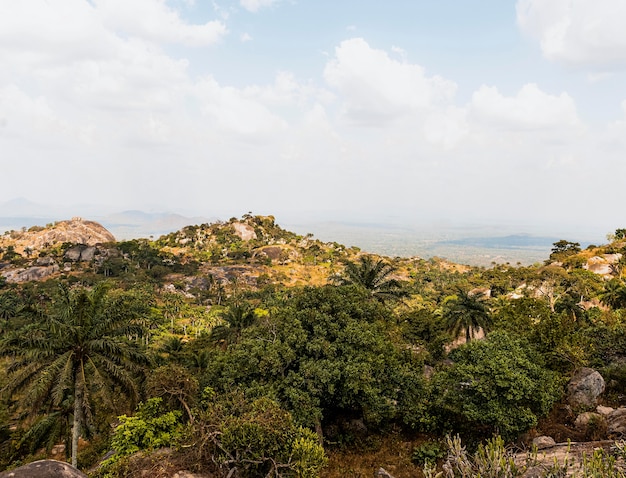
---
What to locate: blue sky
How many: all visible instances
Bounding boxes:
[1,0,625,236]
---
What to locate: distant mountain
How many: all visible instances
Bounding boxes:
[0,197,62,220]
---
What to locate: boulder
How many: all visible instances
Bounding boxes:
[607,407,626,436]
[35,256,56,266]
[574,412,604,430]
[64,246,83,262]
[532,436,556,450]
[0,460,86,478]
[567,368,605,409]
[374,468,396,478]
[64,245,96,262]
[232,222,257,241]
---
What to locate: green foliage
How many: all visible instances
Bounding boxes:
[443,289,491,343]
[431,331,562,440]
[614,229,626,241]
[401,307,448,361]
[333,255,407,303]
[579,448,625,477]
[549,240,581,262]
[195,394,327,478]
[145,364,199,421]
[437,435,521,478]
[107,398,183,460]
[204,285,427,430]
[0,282,149,466]
[600,279,626,309]
[412,440,446,466]
[97,398,185,476]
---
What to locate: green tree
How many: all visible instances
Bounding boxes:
[431,331,562,440]
[600,279,626,309]
[0,282,149,467]
[443,289,491,343]
[205,286,426,433]
[549,240,581,262]
[333,255,406,302]
[613,228,626,241]
[0,290,20,332]
[210,302,257,345]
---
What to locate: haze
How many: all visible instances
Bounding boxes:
[1,1,625,241]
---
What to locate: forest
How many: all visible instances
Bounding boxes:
[1,216,626,477]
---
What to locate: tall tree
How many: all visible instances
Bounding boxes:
[333,255,406,303]
[210,302,257,345]
[0,282,149,467]
[443,289,491,343]
[599,278,626,309]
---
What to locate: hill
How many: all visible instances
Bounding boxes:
[0,217,115,255]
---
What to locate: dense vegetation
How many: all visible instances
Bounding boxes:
[1,216,626,477]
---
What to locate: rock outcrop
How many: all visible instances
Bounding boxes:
[232,222,257,241]
[584,254,622,277]
[0,460,87,478]
[2,264,60,283]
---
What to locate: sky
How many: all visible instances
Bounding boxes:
[1,0,626,236]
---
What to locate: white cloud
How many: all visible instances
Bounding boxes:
[241,33,253,42]
[192,76,288,137]
[517,0,626,68]
[240,0,280,13]
[94,0,227,46]
[323,38,457,126]
[470,83,581,130]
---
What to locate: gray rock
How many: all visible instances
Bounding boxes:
[64,245,96,262]
[567,368,605,409]
[80,246,96,262]
[0,459,86,478]
[532,436,556,450]
[35,256,56,266]
[2,265,59,283]
[374,468,396,478]
[64,246,83,262]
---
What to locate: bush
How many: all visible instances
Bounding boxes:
[102,398,184,471]
[412,440,446,465]
[193,392,327,478]
[431,331,563,440]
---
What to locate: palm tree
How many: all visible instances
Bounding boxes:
[0,290,19,332]
[443,289,491,343]
[0,282,149,467]
[210,302,257,345]
[599,279,626,309]
[333,255,406,303]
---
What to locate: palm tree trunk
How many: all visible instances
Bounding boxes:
[72,385,82,468]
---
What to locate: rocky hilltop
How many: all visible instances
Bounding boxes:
[0,217,115,255]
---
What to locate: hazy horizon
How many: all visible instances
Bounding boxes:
[0,196,612,266]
